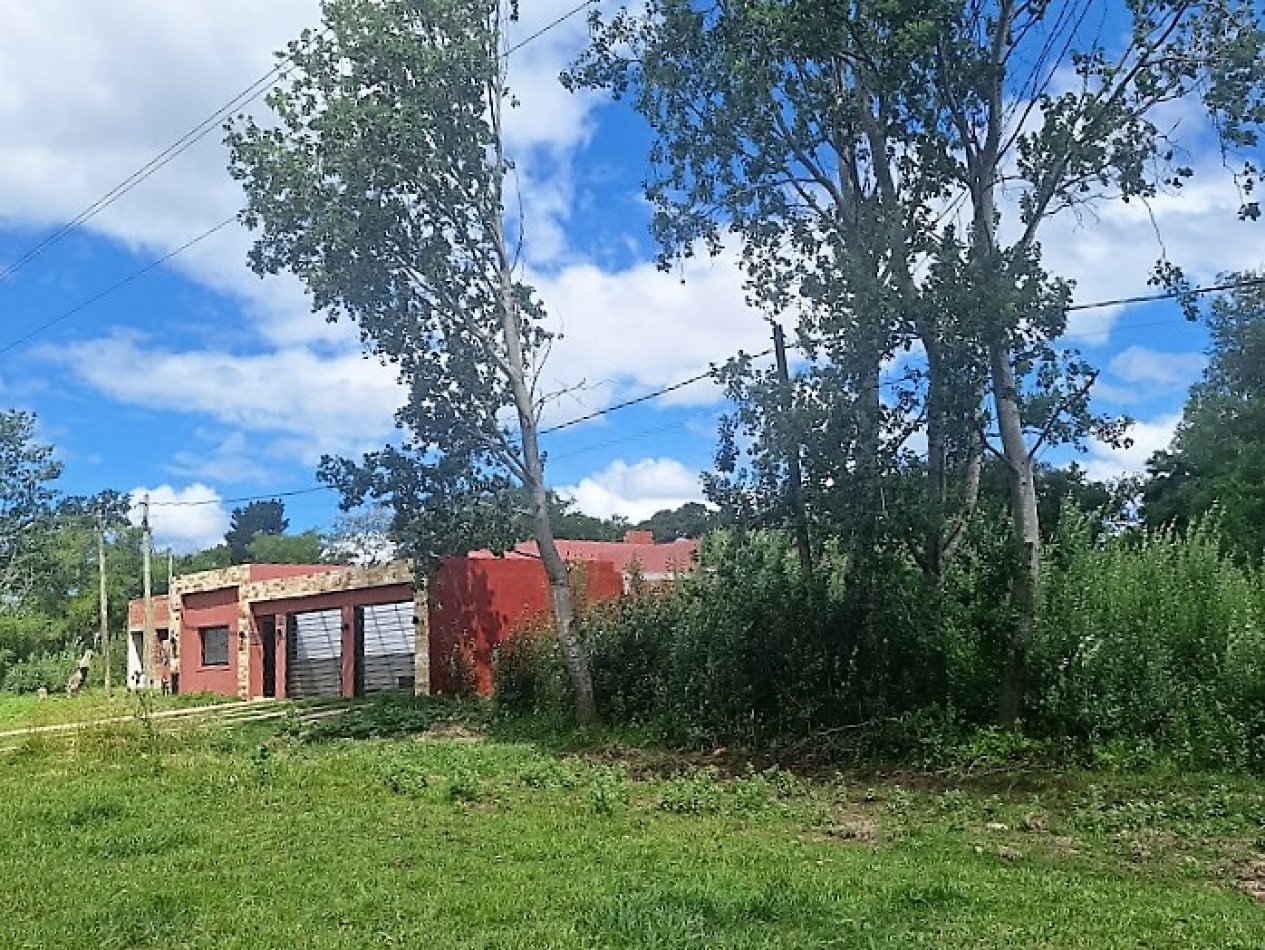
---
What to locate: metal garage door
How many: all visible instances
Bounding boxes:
[360,601,415,695]
[287,608,342,698]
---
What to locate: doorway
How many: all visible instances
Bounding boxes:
[260,615,277,698]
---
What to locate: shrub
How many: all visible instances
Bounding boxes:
[1033,514,1265,770]
[2,650,81,694]
[491,623,571,721]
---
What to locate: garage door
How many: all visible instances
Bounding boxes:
[361,601,415,694]
[288,608,342,698]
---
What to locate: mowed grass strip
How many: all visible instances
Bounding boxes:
[0,714,1261,948]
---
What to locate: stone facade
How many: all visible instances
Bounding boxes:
[148,561,426,700]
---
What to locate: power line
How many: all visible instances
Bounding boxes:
[540,349,773,435]
[0,58,299,285]
[0,10,599,358]
[504,0,599,57]
[1064,275,1265,313]
[137,272,1258,510]
[1,1,595,285]
[0,216,236,359]
[148,486,331,509]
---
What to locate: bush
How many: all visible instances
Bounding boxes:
[491,516,1265,773]
[492,623,572,721]
[500,530,955,743]
[3,650,81,694]
[1033,514,1265,771]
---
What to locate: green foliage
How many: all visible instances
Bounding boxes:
[0,409,62,602]
[1033,513,1265,770]
[1144,275,1265,562]
[634,502,719,542]
[499,531,955,742]
[569,0,1265,724]
[224,499,288,564]
[492,514,1265,772]
[245,530,324,565]
[228,0,552,563]
[492,627,572,722]
[2,650,80,694]
[170,544,232,579]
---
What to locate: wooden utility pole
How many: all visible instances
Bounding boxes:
[772,321,813,585]
[141,494,155,690]
[96,507,110,692]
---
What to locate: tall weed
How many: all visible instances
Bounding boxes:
[1034,514,1265,769]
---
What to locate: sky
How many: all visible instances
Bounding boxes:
[0,0,1259,553]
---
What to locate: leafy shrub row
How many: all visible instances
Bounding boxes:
[495,516,1265,771]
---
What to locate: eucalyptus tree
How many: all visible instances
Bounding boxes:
[572,0,1265,722]
[227,0,597,722]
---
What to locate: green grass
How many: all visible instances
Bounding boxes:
[0,700,1261,948]
[0,688,238,732]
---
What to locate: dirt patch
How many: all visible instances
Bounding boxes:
[812,813,880,845]
[421,722,486,742]
[1234,858,1265,902]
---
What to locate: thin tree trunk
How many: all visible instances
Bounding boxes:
[772,322,813,586]
[487,36,596,725]
[988,338,1040,726]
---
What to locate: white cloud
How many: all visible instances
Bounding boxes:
[0,0,607,303]
[532,252,768,426]
[128,483,227,553]
[1035,169,1265,346]
[1083,412,1182,482]
[561,457,705,521]
[1108,346,1207,387]
[56,334,404,466]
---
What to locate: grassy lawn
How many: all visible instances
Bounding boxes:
[0,700,1261,948]
[0,688,238,733]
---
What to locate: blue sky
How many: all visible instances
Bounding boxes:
[0,0,1258,552]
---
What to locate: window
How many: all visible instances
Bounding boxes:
[200,626,230,667]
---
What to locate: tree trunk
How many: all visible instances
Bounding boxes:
[496,267,597,725]
[988,338,1040,727]
[487,47,596,725]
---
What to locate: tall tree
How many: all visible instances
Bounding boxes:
[0,410,61,603]
[636,501,719,542]
[224,499,289,564]
[923,0,1262,720]
[572,0,1264,722]
[227,0,598,722]
[1144,274,1265,561]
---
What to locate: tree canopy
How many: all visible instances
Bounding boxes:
[0,410,62,603]
[224,499,289,564]
[227,0,598,721]
[570,0,1265,722]
[1144,275,1265,561]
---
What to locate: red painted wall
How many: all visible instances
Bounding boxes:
[178,588,239,697]
[428,557,623,696]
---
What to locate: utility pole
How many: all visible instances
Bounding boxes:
[772,321,813,586]
[96,507,110,692]
[141,494,155,691]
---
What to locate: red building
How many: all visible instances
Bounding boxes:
[127,534,700,700]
